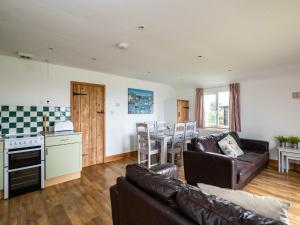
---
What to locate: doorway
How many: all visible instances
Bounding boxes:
[177,100,189,122]
[71,81,105,167]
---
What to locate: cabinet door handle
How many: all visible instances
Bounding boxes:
[46,148,48,155]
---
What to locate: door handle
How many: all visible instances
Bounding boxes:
[46,148,48,155]
[97,111,105,114]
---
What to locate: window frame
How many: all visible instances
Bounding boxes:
[204,87,229,129]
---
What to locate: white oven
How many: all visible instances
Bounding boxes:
[3,133,45,199]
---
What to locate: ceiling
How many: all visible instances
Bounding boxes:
[0,0,300,87]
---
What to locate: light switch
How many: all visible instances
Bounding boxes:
[292,92,300,99]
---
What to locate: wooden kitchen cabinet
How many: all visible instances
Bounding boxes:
[45,133,82,185]
[0,141,3,190]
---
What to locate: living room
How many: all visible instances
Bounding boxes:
[0,1,300,225]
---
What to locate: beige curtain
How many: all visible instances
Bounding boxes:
[195,88,205,128]
[229,83,241,132]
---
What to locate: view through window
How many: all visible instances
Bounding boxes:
[204,90,229,128]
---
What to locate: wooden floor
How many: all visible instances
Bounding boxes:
[0,157,300,225]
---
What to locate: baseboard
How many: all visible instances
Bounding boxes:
[269,159,300,172]
[104,150,137,163]
[45,172,81,187]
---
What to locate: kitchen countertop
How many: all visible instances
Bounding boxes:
[41,131,82,137]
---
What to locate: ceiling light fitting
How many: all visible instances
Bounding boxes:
[17,52,34,60]
[116,42,129,50]
[138,25,145,30]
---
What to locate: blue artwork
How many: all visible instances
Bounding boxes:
[128,88,154,114]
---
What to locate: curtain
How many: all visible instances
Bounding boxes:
[195,88,205,128]
[229,83,241,132]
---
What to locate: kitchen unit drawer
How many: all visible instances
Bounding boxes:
[46,142,81,179]
[45,134,82,147]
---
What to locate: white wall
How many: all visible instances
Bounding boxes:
[0,55,175,156]
[176,74,300,159]
[240,75,300,159]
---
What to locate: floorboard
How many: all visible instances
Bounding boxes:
[0,157,299,225]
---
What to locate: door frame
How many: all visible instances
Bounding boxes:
[70,81,106,164]
[177,99,189,122]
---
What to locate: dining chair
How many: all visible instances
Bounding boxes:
[145,121,157,132]
[136,123,160,168]
[184,121,197,150]
[156,121,167,133]
[167,123,185,164]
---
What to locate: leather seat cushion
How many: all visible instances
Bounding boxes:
[125,164,186,207]
[176,188,284,225]
[237,152,267,168]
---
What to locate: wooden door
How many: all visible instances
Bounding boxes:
[177,100,189,122]
[71,82,105,167]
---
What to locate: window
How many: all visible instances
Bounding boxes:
[204,89,229,128]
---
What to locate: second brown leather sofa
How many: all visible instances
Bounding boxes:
[184,132,269,189]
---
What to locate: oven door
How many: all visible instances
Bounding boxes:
[8,146,42,169]
[8,165,42,198]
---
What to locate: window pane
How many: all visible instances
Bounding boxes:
[204,94,217,127]
[218,91,229,127]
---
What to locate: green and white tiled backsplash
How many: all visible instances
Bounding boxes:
[0,105,71,135]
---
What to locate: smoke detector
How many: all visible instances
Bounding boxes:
[116,42,129,50]
[17,52,34,60]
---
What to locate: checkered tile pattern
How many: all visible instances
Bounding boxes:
[0,105,71,135]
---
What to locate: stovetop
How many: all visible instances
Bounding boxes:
[4,133,42,140]
[4,133,44,149]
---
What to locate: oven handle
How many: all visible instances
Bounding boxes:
[7,164,42,172]
[7,148,42,154]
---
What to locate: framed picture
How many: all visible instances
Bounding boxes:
[128,88,154,114]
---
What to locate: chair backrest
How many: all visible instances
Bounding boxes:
[156,121,167,133]
[145,121,157,132]
[172,123,185,144]
[136,123,151,151]
[185,121,196,139]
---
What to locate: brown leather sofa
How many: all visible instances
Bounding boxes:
[184,132,269,189]
[110,164,283,225]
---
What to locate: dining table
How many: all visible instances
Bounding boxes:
[150,130,173,164]
[150,129,200,164]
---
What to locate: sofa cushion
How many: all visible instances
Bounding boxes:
[228,131,241,147]
[237,152,267,168]
[125,164,186,207]
[218,134,244,158]
[176,188,285,225]
[190,136,221,153]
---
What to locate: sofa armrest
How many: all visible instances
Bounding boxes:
[183,151,237,189]
[110,184,121,225]
[240,138,269,154]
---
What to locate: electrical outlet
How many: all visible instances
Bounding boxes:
[292,92,300,99]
